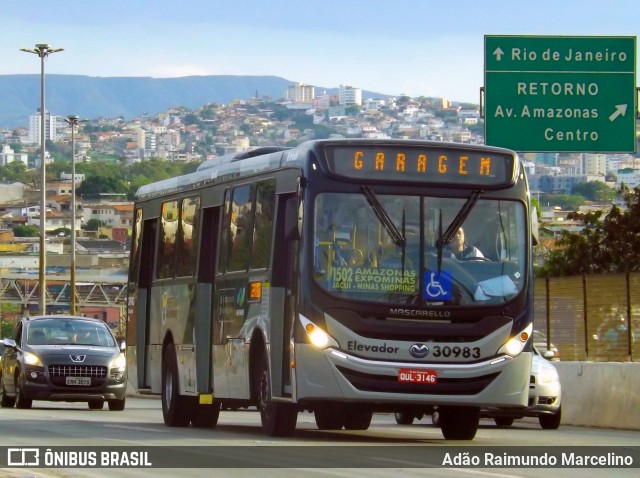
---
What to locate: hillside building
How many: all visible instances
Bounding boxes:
[286,83,315,103]
[28,109,58,145]
[0,145,28,167]
[339,85,362,107]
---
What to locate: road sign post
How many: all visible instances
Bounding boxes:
[484,35,636,153]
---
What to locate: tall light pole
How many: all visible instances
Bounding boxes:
[64,115,81,315]
[20,44,63,315]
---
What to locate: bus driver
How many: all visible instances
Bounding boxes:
[448,227,484,260]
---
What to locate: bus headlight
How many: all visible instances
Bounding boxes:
[498,323,532,357]
[299,314,338,350]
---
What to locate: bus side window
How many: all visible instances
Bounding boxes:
[176,196,200,277]
[251,179,275,269]
[227,184,254,272]
[157,200,179,279]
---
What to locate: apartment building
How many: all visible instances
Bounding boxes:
[339,84,362,106]
[28,109,58,144]
[286,83,315,103]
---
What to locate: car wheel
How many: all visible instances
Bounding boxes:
[88,400,104,410]
[255,350,297,436]
[539,406,561,430]
[0,374,16,408]
[14,372,32,410]
[494,417,514,427]
[394,412,415,425]
[161,346,190,426]
[314,403,346,430]
[191,401,221,428]
[108,398,126,411]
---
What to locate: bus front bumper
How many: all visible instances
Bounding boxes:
[294,344,531,408]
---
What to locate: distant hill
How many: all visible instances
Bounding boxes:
[0,74,391,129]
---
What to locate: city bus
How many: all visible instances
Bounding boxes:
[126,139,536,440]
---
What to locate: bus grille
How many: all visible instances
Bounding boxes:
[336,366,500,395]
[49,365,107,378]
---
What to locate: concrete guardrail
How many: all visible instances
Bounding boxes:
[554,361,640,430]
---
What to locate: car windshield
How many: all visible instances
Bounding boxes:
[26,319,116,347]
[313,192,526,306]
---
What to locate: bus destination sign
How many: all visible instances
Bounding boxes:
[326,146,515,187]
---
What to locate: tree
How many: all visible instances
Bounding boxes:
[0,161,29,183]
[1,319,15,338]
[84,219,104,231]
[183,113,201,126]
[542,186,640,276]
[76,176,129,197]
[572,181,614,202]
[13,225,40,237]
[539,193,586,210]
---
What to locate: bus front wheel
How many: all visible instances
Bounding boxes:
[162,346,191,427]
[255,352,297,437]
[438,406,479,440]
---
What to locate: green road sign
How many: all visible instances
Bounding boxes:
[484,35,637,153]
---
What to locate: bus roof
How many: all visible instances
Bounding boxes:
[135,139,519,200]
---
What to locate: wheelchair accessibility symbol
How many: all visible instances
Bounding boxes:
[423,270,452,301]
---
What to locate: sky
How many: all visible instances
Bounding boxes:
[2,0,639,103]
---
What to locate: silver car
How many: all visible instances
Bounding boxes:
[480,345,561,429]
[395,346,562,429]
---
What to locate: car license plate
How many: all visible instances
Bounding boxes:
[66,377,91,386]
[398,369,437,384]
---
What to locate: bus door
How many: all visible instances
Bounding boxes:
[195,206,220,397]
[213,184,254,400]
[135,217,157,391]
[269,193,298,398]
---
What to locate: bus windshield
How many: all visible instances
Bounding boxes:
[313,191,526,306]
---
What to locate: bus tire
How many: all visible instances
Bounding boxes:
[314,403,346,430]
[344,406,372,430]
[162,346,191,427]
[191,402,221,428]
[256,352,297,437]
[439,406,479,440]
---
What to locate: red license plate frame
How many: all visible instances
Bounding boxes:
[398,369,437,384]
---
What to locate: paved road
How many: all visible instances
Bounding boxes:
[0,397,637,477]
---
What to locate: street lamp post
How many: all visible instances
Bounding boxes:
[20,44,63,315]
[64,115,81,315]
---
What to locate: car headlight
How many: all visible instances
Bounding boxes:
[498,323,533,357]
[24,351,43,367]
[110,352,126,371]
[540,367,559,384]
[299,314,338,350]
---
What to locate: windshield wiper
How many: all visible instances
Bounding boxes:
[361,186,407,271]
[437,189,482,248]
[361,186,406,248]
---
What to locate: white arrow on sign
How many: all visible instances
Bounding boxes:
[609,104,627,122]
[493,47,504,61]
